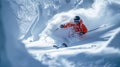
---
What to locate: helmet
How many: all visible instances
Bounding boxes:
[74,16,80,23]
[74,16,80,20]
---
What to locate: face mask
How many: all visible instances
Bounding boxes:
[74,20,80,23]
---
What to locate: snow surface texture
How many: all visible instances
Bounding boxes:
[1,0,120,67]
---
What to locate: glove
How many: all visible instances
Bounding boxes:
[79,32,85,36]
[60,24,64,28]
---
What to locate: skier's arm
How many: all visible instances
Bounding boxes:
[60,22,75,28]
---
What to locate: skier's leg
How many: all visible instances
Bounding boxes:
[60,37,69,47]
[56,36,69,47]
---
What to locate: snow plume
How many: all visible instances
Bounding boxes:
[45,0,120,36]
[35,54,75,67]
[39,0,109,43]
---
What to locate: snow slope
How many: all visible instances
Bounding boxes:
[1,0,120,67]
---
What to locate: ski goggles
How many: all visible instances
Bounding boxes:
[74,20,80,23]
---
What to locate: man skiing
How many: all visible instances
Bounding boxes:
[53,16,88,48]
[60,16,88,36]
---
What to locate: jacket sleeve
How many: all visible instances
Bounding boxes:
[63,22,75,28]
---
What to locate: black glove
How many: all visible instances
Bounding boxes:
[79,32,85,36]
[60,24,64,28]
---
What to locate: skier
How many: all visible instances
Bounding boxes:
[60,16,88,37]
[53,16,88,48]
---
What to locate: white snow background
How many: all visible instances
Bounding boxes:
[1,0,120,67]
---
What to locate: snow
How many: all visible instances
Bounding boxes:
[1,0,120,67]
[25,25,120,55]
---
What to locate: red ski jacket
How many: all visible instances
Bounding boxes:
[63,19,88,33]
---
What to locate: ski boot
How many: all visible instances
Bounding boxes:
[62,43,68,47]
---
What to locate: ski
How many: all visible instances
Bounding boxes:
[53,45,59,49]
[53,43,68,49]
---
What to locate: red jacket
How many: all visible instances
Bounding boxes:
[63,19,88,33]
